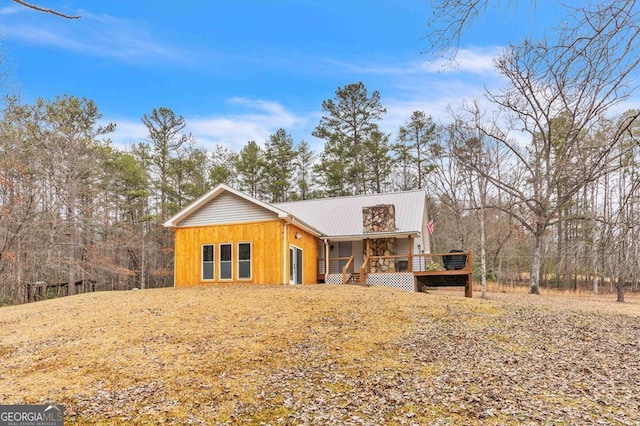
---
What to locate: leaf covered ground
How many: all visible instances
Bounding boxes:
[0,284,639,425]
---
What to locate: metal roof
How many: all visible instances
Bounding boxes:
[273,190,427,238]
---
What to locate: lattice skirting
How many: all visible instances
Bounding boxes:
[366,273,416,292]
[325,272,416,291]
[325,273,346,284]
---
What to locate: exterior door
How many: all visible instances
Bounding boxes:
[338,241,352,271]
[289,246,303,284]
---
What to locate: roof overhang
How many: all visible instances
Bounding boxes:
[283,216,324,238]
[321,231,420,242]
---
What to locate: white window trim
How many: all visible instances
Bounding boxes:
[219,242,233,281]
[202,244,215,281]
[237,241,252,280]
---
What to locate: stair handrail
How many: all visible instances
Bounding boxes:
[359,255,370,284]
[342,256,354,284]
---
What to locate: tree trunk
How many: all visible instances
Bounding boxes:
[617,279,625,302]
[530,231,542,294]
[67,175,77,296]
[140,228,146,290]
[480,205,487,298]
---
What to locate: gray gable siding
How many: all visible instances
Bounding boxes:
[178,191,278,227]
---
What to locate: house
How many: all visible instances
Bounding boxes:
[164,184,472,295]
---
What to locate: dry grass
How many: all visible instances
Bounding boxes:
[477,281,640,317]
[0,285,428,423]
[0,284,639,424]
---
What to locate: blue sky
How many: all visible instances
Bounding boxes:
[0,1,551,152]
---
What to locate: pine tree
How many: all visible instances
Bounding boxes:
[263,129,297,202]
[364,130,395,193]
[312,82,386,195]
[397,111,437,189]
[294,140,315,200]
[141,107,187,224]
[235,141,265,198]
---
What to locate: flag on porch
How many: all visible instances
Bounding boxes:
[427,220,435,235]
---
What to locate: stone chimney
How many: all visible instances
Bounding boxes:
[362,204,396,233]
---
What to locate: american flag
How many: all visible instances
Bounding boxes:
[427,220,435,235]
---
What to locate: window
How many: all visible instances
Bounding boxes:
[219,243,232,280]
[238,242,251,279]
[202,245,214,280]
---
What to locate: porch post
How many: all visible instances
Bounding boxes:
[407,236,412,272]
[325,239,330,278]
[283,222,288,285]
[366,238,372,281]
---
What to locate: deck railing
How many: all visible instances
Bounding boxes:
[410,251,472,273]
[412,251,473,297]
[342,256,354,284]
[319,251,473,296]
[319,252,473,275]
[359,255,370,284]
[360,254,411,276]
[318,256,355,275]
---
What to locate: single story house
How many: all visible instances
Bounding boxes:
[164,184,472,294]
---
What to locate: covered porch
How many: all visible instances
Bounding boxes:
[316,236,473,297]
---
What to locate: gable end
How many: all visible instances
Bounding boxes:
[177,191,279,227]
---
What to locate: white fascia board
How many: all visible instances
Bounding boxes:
[286,216,324,238]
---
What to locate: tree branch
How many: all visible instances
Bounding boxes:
[12,0,80,19]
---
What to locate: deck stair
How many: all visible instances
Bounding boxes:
[346,272,361,284]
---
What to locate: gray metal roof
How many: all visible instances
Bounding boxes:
[273,190,427,238]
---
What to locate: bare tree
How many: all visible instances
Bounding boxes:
[426,0,545,61]
[446,1,640,294]
[454,133,500,299]
[427,122,468,251]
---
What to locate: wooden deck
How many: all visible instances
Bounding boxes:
[318,251,473,297]
[412,251,473,297]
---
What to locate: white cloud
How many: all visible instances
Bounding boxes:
[103,119,148,149]
[0,5,22,15]
[189,98,311,150]
[101,45,507,153]
[2,25,87,51]
[107,98,313,152]
[226,97,301,128]
[0,11,192,64]
[420,47,503,74]
[317,46,502,78]
[80,12,187,62]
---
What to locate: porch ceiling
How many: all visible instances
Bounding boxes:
[322,231,419,242]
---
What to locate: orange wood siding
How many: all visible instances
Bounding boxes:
[173,220,285,287]
[287,224,319,284]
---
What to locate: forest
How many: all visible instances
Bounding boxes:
[0,78,638,304]
[2,0,640,304]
